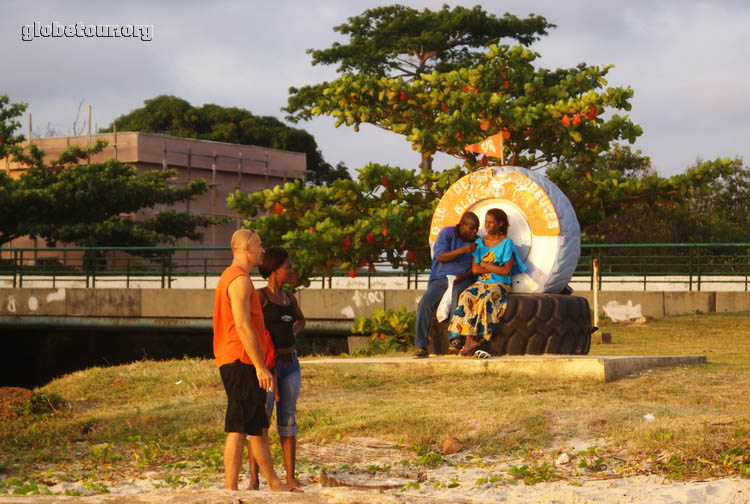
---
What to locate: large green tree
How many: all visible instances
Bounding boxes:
[1,95,29,246]
[228,164,462,286]
[106,95,349,185]
[232,5,635,280]
[548,145,739,243]
[230,6,739,283]
[685,157,750,243]
[0,94,27,159]
[286,5,640,171]
[302,4,554,78]
[3,140,221,247]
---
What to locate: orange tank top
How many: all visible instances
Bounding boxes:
[213,265,267,368]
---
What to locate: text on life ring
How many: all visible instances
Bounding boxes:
[430,168,560,243]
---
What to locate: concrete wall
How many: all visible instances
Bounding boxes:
[716,292,750,313]
[576,290,749,319]
[2,288,750,322]
[297,289,384,319]
[0,288,212,318]
[576,291,665,319]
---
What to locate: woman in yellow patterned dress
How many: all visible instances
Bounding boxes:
[447,208,527,356]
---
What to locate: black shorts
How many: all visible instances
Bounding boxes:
[219,360,269,436]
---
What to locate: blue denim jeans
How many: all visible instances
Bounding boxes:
[264,351,301,437]
[414,276,473,349]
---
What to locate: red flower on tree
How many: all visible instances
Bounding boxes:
[272,202,284,215]
[561,115,571,127]
[348,269,357,278]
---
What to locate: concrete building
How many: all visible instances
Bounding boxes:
[2,132,306,252]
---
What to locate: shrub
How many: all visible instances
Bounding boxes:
[351,306,416,355]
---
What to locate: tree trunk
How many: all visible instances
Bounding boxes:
[419,152,433,171]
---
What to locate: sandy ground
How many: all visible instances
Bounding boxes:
[2,437,749,503]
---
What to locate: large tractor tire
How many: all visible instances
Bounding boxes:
[427,293,592,356]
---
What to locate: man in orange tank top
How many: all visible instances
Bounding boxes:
[214,229,293,492]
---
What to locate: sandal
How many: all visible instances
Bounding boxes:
[459,335,481,356]
[413,348,429,359]
[474,350,490,359]
[447,337,463,355]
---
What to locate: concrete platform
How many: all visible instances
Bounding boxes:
[301,355,708,382]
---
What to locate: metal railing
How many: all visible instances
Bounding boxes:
[0,246,418,289]
[0,247,232,289]
[577,243,750,291]
[2,243,750,291]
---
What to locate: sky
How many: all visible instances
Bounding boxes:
[2,0,749,177]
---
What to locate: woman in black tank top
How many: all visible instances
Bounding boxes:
[248,247,305,490]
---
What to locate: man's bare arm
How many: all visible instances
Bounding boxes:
[227,275,273,391]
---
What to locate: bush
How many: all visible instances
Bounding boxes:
[351,306,416,355]
[14,392,66,416]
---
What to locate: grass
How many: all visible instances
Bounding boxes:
[1,312,749,494]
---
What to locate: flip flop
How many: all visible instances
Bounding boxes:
[474,350,490,359]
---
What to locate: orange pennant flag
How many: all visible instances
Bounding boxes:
[464,133,504,158]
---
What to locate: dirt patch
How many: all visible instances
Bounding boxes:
[300,437,410,468]
[0,437,749,503]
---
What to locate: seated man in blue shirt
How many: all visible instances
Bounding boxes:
[413,211,479,358]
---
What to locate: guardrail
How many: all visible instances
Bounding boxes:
[0,246,419,289]
[2,243,750,291]
[0,247,231,289]
[577,243,750,291]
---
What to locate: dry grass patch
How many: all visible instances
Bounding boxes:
[0,312,749,495]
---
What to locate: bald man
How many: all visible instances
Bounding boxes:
[213,229,293,492]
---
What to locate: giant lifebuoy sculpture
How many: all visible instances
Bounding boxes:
[424,135,592,355]
[429,166,581,294]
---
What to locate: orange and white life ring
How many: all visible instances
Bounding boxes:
[429,166,581,293]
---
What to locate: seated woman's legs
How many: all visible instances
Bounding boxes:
[448,283,510,355]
